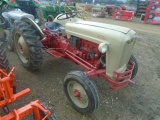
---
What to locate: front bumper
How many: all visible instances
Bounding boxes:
[86,61,135,90]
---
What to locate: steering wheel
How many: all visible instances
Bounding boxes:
[57,11,77,20]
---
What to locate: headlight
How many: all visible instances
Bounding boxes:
[127,34,137,44]
[98,43,109,53]
[35,19,39,24]
[132,34,137,42]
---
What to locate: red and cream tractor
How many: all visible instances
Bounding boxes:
[1,10,138,115]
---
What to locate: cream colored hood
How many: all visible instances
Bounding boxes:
[76,21,130,34]
[65,20,135,47]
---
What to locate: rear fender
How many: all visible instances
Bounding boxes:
[21,17,44,40]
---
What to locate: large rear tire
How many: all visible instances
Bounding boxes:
[13,21,43,70]
[35,7,46,26]
[1,3,15,12]
[64,71,100,115]
[0,39,10,72]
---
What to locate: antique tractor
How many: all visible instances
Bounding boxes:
[0,38,56,119]
[1,9,39,51]
[1,10,138,115]
[0,0,45,25]
[0,0,18,12]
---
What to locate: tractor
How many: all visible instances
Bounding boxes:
[0,10,138,115]
[39,0,89,22]
[0,0,45,25]
[1,9,38,52]
[106,5,127,16]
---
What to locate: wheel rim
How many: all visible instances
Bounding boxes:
[67,81,89,108]
[14,32,29,64]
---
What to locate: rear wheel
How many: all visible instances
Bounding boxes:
[13,21,43,70]
[64,71,100,115]
[35,7,46,26]
[1,3,15,13]
[148,14,154,19]
[0,39,10,72]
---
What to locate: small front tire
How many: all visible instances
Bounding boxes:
[64,71,100,115]
[130,54,138,79]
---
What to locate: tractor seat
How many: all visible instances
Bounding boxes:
[45,22,65,33]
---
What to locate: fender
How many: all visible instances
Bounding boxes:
[0,0,18,7]
[21,17,44,40]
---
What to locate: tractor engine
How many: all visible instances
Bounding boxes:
[68,36,104,68]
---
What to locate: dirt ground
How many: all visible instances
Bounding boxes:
[1,17,160,120]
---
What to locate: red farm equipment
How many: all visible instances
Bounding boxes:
[144,0,160,24]
[106,5,134,21]
[0,40,56,120]
[112,10,135,21]
[106,5,126,16]
[150,0,160,4]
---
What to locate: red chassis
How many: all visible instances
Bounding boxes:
[0,68,51,120]
[41,28,135,90]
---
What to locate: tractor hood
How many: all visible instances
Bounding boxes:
[76,21,130,34]
[65,20,135,47]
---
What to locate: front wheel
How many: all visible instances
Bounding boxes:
[47,15,54,22]
[13,21,43,70]
[64,71,100,115]
[130,54,138,79]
